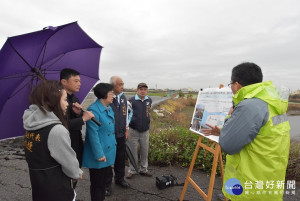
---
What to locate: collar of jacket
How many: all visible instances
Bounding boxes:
[233,81,274,106]
[114,92,124,99]
[135,94,149,101]
[234,80,288,115]
[67,93,75,101]
[95,99,112,113]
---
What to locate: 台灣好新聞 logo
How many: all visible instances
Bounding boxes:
[225,178,243,195]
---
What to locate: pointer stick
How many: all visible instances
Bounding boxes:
[91,117,101,126]
[82,109,101,126]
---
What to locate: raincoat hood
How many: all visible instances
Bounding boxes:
[23,104,61,131]
[233,81,288,115]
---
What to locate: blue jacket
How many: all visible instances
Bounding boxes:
[129,95,152,132]
[110,93,127,138]
[82,100,116,169]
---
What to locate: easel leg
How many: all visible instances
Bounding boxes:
[180,137,226,201]
[218,151,228,201]
[219,150,224,182]
[206,144,220,200]
[180,136,203,201]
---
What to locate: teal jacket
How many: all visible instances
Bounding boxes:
[82,100,117,169]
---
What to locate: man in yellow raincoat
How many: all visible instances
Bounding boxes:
[203,62,290,201]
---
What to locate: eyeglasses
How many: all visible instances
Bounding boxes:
[108,91,115,96]
[228,81,235,87]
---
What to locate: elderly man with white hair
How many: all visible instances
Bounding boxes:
[104,76,130,196]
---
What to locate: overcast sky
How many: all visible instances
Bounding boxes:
[1,0,300,91]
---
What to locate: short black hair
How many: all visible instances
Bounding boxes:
[231,62,263,87]
[60,68,80,81]
[94,83,114,99]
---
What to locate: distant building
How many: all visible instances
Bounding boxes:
[181,87,193,93]
[291,89,300,95]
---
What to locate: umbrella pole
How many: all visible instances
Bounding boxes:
[32,68,46,81]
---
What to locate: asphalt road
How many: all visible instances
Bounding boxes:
[0,137,299,201]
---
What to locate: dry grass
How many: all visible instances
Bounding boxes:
[286,141,300,181]
[289,98,300,103]
[288,103,300,111]
[160,98,196,113]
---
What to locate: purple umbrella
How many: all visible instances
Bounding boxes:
[0,22,103,140]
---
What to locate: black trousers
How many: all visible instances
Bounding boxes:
[105,135,126,188]
[89,166,111,201]
[69,132,83,189]
[69,132,83,168]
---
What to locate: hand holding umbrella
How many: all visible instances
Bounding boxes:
[72,102,83,115]
[72,102,101,126]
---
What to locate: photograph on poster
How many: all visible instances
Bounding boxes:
[190,88,233,143]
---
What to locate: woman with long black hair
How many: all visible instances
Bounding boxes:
[23,80,82,201]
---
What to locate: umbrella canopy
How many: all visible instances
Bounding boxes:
[0,22,102,140]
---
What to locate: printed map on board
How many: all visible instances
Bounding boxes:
[190,87,233,143]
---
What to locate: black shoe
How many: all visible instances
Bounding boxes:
[115,180,130,189]
[105,187,112,196]
[126,172,134,179]
[140,171,152,177]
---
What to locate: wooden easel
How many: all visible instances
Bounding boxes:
[180,135,227,201]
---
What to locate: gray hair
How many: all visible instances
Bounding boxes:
[110,76,121,85]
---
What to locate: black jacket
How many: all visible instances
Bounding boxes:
[110,93,127,138]
[67,93,84,166]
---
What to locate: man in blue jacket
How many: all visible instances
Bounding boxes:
[127,83,152,178]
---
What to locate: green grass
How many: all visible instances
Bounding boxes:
[147,92,168,97]
[125,92,169,97]
[149,98,225,174]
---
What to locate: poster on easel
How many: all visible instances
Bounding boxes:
[190,87,233,143]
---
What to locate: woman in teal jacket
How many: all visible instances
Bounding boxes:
[82,83,116,201]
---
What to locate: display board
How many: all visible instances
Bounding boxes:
[190,87,233,143]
